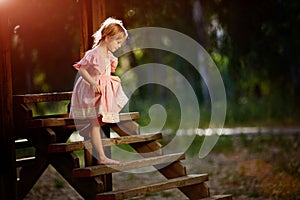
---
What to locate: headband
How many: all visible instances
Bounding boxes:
[92,17,128,48]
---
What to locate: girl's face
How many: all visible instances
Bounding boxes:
[106,35,126,52]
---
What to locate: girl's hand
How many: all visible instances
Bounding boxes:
[79,68,102,94]
[111,75,120,82]
[92,83,102,94]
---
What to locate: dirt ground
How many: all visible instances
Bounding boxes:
[24,133,300,200]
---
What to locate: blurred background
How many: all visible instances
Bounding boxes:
[7,0,300,199]
[10,0,300,126]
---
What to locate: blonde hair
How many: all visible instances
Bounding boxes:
[92,17,128,48]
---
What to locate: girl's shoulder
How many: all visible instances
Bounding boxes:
[108,51,117,61]
[82,47,103,61]
[85,46,99,56]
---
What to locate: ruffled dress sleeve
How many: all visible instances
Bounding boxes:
[73,50,98,70]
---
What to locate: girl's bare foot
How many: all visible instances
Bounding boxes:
[97,158,121,165]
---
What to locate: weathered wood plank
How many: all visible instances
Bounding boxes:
[111,120,140,135]
[16,157,36,168]
[201,195,233,200]
[119,112,140,121]
[26,117,78,128]
[49,133,162,153]
[15,139,32,149]
[101,133,162,146]
[25,112,140,128]
[73,152,185,178]
[49,152,107,199]
[112,130,210,199]
[0,5,17,199]
[96,174,209,200]
[17,152,49,200]
[49,141,89,153]
[13,92,73,104]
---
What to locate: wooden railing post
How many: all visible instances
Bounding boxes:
[78,0,106,54]
[0,3,17,200]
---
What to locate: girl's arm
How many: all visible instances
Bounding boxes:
[79,67,101,93]
[111,75,120,82]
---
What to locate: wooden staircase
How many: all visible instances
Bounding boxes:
[13,92,232,200]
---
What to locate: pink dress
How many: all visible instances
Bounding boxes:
[69,46,128,123]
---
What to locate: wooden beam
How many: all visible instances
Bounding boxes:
[73,153,185,177]
[78,0,106,54]
[78,0,93,54]
[48,133,162,153]
[111,120,140,135]
[112,129,209,199]
[0,3,17,200]
[96,174,209,200]
[49,152,105,199]
[91,0,106,33]
[17,152,49,200]
[200,195,233,200]
[24,112,139,129]
[13,91,72,103]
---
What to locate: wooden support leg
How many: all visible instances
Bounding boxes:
[111,120,140,136]
[159,162,209,199]
[17,128,56,199]
[17,151,49,200]
[84,139,93,167]
[50,152,104,199]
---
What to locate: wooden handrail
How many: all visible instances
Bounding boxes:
[13,91,73,103]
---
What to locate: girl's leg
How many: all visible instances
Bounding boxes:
[79,114,105,139]
[79,124,91,139]
[89,119,120,165]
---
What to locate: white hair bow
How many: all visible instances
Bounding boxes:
[92,17,128,48]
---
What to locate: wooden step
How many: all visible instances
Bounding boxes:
[48,133,162,153]
[73,153,185,178]
[25,112,140,128]
[13,91,73,103]
[15,139,32,149]
[16,157,36,167]
[201,194,232,200]
[96,174,208,200]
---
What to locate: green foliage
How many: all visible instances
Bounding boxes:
[73,150,85,167]
[108,0,300,126]
[10,0,79,94]
[16,147,35,159]
[27,101,70,116]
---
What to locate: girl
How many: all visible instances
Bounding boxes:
[70,17,128,165]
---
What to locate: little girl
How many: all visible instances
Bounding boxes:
[70,17,128,165]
